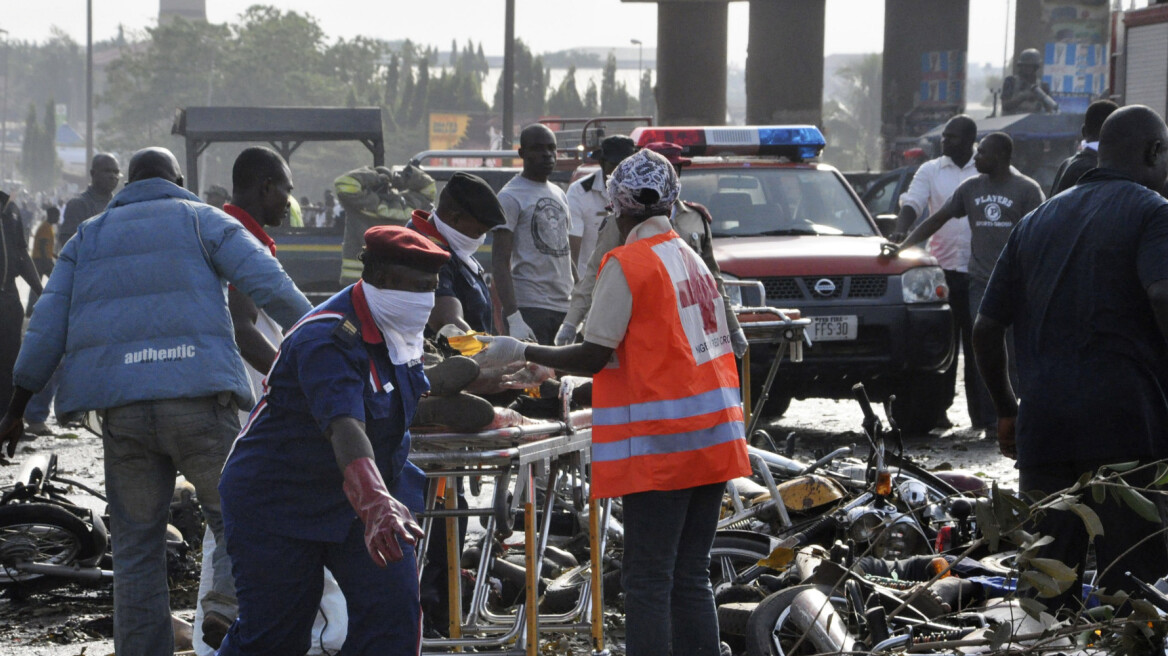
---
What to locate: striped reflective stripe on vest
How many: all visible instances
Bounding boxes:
[592,386,740,427]
[591,420,745,463]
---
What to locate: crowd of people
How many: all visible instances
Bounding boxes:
[0,100,1166,655]
[890,103,1168,620]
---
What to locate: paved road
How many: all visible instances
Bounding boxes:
[758,356,1019,490]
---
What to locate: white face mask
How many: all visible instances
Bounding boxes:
[433,211,486,272]
[362,284,435,365]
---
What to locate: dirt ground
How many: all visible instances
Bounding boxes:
[0,357,1015,655]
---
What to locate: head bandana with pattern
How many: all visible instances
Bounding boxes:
[606,149,680,220]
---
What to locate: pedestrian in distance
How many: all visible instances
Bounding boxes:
[894,131,1045,434]
[889,114,982,433]
[492,123,575,345]
[203,184,231,210]
[0,146,312,656]
[476,149,751,656]
[972,105,1168,613]
[0,191,42,429]
[1049,99,1119,197]
[58,153,120,251]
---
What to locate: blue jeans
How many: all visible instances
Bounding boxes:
[621,483,725,656]
[102,394,240,655]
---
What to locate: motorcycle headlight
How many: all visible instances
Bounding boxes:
[901,266,948,304]
[846,507,889,543]
[897,479,930,508]
[875,516,929,559]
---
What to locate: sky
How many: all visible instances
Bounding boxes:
[7,0,1149,68]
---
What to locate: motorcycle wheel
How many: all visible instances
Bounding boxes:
[538,563,623,613]
[0,503,101,591]
[710,532,772,597]
[745,584,843,656]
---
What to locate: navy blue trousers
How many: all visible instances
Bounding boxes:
[216,516,420,656]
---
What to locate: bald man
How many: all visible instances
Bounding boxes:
[59,152,120,250]
[973,106,1168,612]
[491,124,575,345]
[896,132,1044,431]
[0,146,312,655]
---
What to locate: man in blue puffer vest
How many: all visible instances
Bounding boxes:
[0,147,313,656]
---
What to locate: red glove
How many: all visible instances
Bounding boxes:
[342,457,425,566]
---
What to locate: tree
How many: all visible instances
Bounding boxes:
[99,17,229,151]
[547,65,585,117]
[822,54,882,172]
[599,52,634,116]
[219,6,336,107]
[493,39,546,119]
[384,54,400,123]
[20,100,59,191]
[407,58,430,128]
[583,80,600,116]
[399,58,415,124]
[639,70,656,118]
[20,104,41,186]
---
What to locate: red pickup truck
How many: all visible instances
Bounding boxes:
[627,126,955,433]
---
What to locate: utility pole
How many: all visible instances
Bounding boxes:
[502,0,514,149]
[86,0,94,168]
[631,39,643,82]
[631,39,643,113]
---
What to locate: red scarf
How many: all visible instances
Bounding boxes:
[223,203,276,256]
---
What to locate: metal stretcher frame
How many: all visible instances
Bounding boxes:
[411,402,603,656]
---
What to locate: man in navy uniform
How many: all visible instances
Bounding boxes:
[217,226,449,655]
[407,171,504,334]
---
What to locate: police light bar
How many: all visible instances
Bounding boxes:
[629,125,826,161]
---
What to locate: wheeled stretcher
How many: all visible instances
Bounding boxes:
[411,378,606,656]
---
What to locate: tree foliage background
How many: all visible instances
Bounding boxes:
[20,101,61,192]
[822,53,883,172]
[7,6,654,200]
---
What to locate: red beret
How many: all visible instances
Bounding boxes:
[644,141,692,166]
[363,225,450,273]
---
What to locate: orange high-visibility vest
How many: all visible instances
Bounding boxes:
[591,228,750,499]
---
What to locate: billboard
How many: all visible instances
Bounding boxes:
[1039,0,1111,111]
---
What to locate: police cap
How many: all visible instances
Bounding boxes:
[443,172,505,228]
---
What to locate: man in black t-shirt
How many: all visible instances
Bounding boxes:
[972,106,1168,612]
[896,132,1045,430]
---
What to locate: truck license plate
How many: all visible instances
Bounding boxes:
[811,315,857,341]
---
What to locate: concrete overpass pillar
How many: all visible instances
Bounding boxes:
[881,0,969,156]
[656,2,729,125]
[1012,0,1045,65]
[746,0,825,126]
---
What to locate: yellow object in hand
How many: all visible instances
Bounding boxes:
[446,331,487,356]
